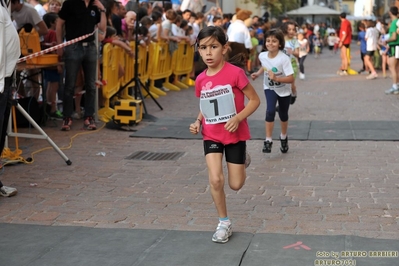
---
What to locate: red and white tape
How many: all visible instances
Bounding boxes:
[17,30,96,64]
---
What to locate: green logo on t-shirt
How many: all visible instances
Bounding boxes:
[272,67,278,73]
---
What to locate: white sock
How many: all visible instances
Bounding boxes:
[393,84,398,89]
[280,133,287,140]
[266,137,272,142]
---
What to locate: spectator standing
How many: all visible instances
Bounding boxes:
[112,1,127,37]
[27,0,46,18]
[357,22,367,73]
[378,24,389,78]
[337,12,352,75]
[42,12,63,119]
[364,20,379,80]
[56,0,106,131]
[384,6,399,94]
[48,0,62,13]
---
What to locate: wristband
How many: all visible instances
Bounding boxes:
[196,118,202,124]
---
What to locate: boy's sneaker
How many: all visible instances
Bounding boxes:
[49,110,63,120]
[280,137,289,153]
[385,87,399,95]
[262,141,273,153]
[212,221,232,243]
[245,151,251,168]
[84,116,97,130]
[0,186,17,197]
[299,72,305,80]
[61,117,72,131]
[339,70,348,76]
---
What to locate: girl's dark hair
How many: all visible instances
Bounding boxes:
[137,7,148,21]
[140,16,152,28]
[281,20,297,34]
[105,26,117,38]
[196,26,228,47]
[152,5,163,14]
[137,25,149,36]
[196,26,245,68]
[180,19,188,29]
[151,11,162,22]
[264,29,285,51]
[43,12,58,28]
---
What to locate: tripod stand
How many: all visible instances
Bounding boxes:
[131,0,163,119]
[5,71,72,165]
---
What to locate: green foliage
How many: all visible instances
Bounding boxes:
[243,0,300,17]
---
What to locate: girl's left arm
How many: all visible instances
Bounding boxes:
[224,83,260,132]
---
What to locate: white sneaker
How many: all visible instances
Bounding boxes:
[366,73,378,80]
[299,73,305,80]
[385,87,399,94]
[0,186,17,197]
[339,70,348,76]
[212,221,232,243]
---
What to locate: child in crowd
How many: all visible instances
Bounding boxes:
[357,23,367,73]
[247,28,259,73]
[189,26,260,244]
[313,32,322,58]
[327,32,338,54]
[103,26,134,56]
[251,29,294,154]
[42,12,63,119]
[378,24,389,78]
[281,21,299,105]
[149,10,165,42]
[364,20,379,80]
[297,32,309,80]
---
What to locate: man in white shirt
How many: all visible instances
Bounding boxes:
[0,1,20,197]
[27,0,46,18]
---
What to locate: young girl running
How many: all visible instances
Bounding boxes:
[281,21,299,98]
[297,32,309,80]
[251,29,294,154]
[189,26,260,244]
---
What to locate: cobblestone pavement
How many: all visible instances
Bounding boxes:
[1,45,399,240]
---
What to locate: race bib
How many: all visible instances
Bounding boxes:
[199,85,237,124]
[264,71,284,90]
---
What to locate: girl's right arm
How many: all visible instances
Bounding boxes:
[189,112,203,134]
[250,67,264,80]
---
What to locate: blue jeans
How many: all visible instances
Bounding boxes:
[63,42,97,118]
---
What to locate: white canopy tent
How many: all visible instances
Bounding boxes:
[286,4,341,24]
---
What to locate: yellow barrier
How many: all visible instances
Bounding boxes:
[171,41,195,88]
[98,40,196,122]
[148,41,180,94]
[98,43,120,122]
